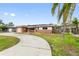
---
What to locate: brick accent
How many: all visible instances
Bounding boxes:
[35,30,53,34]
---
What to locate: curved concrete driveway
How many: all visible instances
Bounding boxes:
[0,33,51,56]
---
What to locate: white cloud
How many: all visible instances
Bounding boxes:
[4,12,8,16]
[10,13,16,17]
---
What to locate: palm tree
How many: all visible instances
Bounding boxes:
[51,3,76,35]
[72,17,79,34]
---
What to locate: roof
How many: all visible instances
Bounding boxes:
[16,24,54,28]
[7,26,15,28]
[15,25,27,28]
[27,24,54,28]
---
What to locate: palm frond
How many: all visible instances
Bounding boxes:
[70,4,76,19]
[58,4,66,22]
[58,3,72,23]
[63,4,72,23]
[51,3,58,15]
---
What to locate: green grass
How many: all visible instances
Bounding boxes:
[33,32,79,56]
[0,35,20,51]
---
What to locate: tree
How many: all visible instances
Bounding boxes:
[0,19,4,25]
[72,17,79,34]
[0,19,3,24]
[0,19,14,32]
[0,24,6,31]
[0,19,5,31]
[51,3,76,35]
[7,22,14,27]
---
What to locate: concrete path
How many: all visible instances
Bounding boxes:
[71,34,79,37]
[0,33,51,56]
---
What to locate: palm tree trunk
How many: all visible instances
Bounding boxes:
[69,25,72,34]
[69,11,72,34]
[76,25,78,34]
[62,24,66,40]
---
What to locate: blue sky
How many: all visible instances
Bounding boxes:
[0,3,79,26]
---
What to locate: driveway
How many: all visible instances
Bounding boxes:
[0,33,51,56]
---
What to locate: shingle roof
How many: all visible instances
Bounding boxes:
[27,24,53,28]
[7,26,15,28]
[15,25,27,28]
[15,24,54,28]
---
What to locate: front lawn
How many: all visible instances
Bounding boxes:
[33,32,79,56]
[0,35,20,51]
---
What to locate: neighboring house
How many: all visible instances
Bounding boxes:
[59,24,79,34]
[8,28,13,32]
[15,24,55,34]
[8,27,16,32]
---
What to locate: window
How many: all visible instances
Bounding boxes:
[43,27,47,30]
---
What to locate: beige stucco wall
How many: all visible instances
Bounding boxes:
[47,27,52,30]
[39,27,52,30]
[8,28,13,32]
[35,28,39,30]
[16,28,23,33]
[39,27,43,30]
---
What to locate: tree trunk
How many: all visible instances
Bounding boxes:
[62,24,66,40]
[76,25,78,34]
[69,26,72,34]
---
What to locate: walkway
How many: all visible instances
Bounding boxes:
[0,33,51,56]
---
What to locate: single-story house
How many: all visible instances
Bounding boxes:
[5,23,79,34]
[15,24,55,34]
